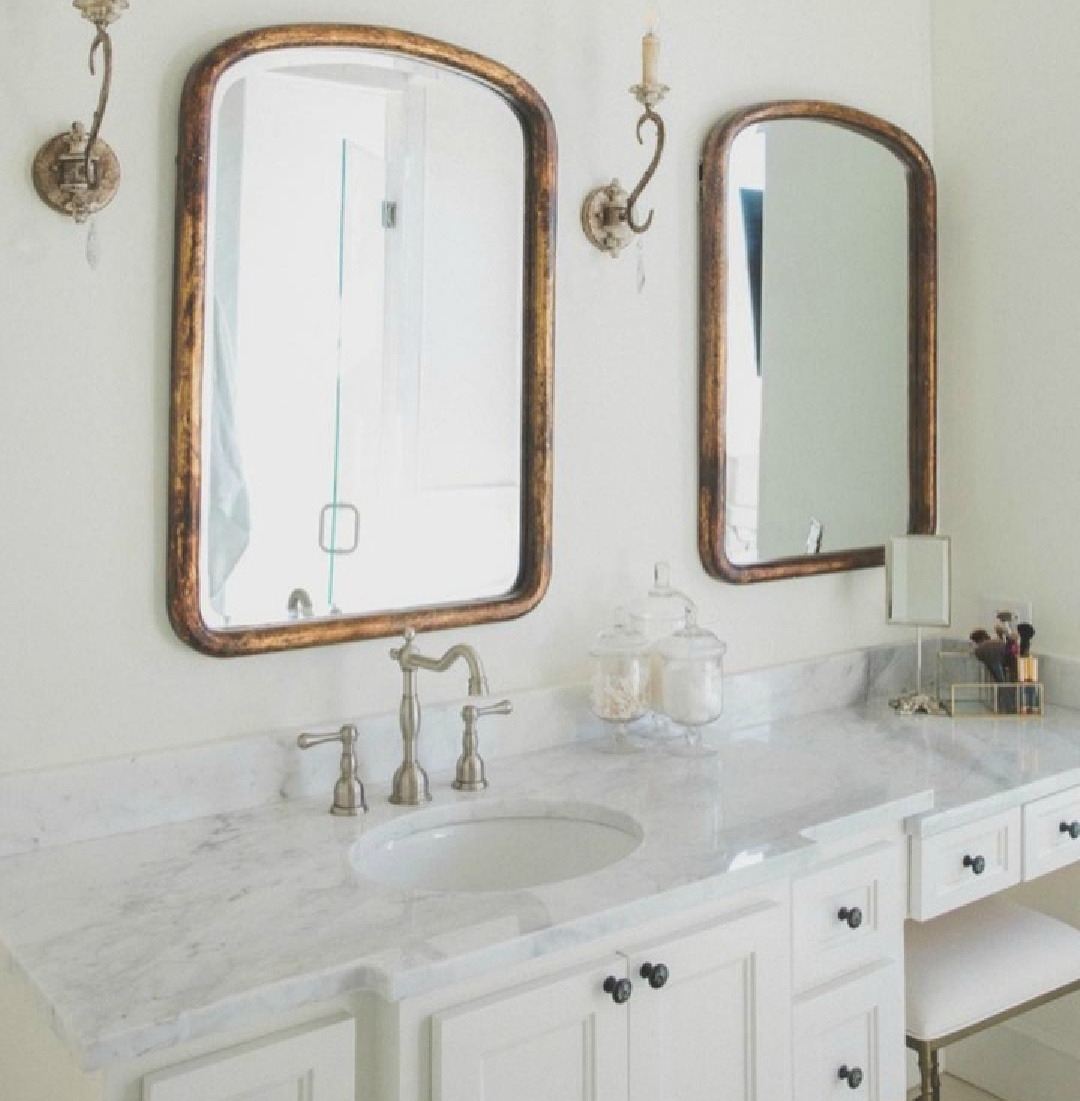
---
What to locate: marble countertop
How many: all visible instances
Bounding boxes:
[5,703,1080,1070]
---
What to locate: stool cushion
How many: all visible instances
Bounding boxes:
[906,897,1080,1041]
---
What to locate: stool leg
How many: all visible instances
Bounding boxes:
[916,1044,933,1101]
[930,1047,942,1101]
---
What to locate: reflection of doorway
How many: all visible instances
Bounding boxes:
[739,186,763,373]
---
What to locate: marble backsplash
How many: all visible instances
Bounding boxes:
[0,639,1034,858]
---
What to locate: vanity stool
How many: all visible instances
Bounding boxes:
[905,897,1080,1101]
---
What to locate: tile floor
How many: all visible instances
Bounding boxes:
[908,1076,1003,1101]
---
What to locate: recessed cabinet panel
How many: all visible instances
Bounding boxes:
[793,964,905,1101]
[626,901,791,1101]
[142,1017,355,1101]
[432,956,629,1101]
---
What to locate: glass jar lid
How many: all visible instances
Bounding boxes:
[629,561,696,641]
[656,609,727,662]
[589,606,649,657]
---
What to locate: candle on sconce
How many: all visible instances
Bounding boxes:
[642,7,661,88]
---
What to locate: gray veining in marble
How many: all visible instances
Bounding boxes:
[0,644,918,859]
[7,698,1080,1070]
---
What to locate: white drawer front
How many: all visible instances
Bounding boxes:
[909,808,1021,920]
[793,963,905,1101]
[792,843,904,995]
[1023,786,1080,880]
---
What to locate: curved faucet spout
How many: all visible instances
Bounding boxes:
[390,628,490,696]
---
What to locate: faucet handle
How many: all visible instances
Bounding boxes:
[472,699,514,719]
[389,627,417,665]
[453,699,513,792]
[297,724,368,816]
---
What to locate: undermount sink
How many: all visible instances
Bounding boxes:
[351,800,643,893]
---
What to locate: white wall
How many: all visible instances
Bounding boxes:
[933,2,1080,656]
[0,0,933,776]
[933,3,1080,1091]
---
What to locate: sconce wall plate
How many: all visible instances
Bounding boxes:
[581,179,634,257]
[33,123,120,224]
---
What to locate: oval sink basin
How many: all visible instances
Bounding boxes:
[352,800,643,893]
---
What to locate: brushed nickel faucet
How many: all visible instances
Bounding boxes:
[388,628,503,805]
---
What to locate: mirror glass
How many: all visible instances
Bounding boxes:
[886,535,950,626]
[169,28,555,655]
[699,102,936,584]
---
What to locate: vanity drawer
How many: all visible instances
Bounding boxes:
[792,962,905,1101]
[1023,786,1080,880]
[792,842,904,995]
[909,808,1021,920]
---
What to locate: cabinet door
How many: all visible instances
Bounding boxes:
[625,900,791,1101]
[792,963,904,1101]
[432,956,629,1101]
[143,1017,355,1101]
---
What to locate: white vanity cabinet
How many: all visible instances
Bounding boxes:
[426,894,792,1101]
[790,835,907,1101]
[142,1017,356,1101]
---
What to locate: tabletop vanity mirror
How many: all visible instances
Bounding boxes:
[698,101,937,583]
[168,26,555,655]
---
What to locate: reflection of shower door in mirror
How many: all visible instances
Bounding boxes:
[326,133,393,614]
[216,71,408,624]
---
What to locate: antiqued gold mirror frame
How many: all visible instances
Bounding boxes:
[699,100,936,584]
[168,25,556,655]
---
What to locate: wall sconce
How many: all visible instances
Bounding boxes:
[581,14,669,258]
[32,0,128,225]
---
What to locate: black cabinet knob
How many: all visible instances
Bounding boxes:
[838,1065,864,1090]
[963,854,986,875]
[639,962,670,989]
[1060,821,1080,840]
[603,976,633,1004]
[837,906,863,929]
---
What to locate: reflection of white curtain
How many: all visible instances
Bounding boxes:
[208,296,250,614]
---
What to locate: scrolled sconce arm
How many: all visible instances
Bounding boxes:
[85,20,115,174]
[581,82,669,258]
[624,105,666,235]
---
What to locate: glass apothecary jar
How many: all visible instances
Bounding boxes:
[630,562,696,733]
[589,607,650,753]
[655,610,726,757]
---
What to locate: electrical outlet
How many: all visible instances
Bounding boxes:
[980,597,1033,631]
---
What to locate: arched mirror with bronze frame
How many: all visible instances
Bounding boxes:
[699,100,936,584]
[169,25,556,655]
